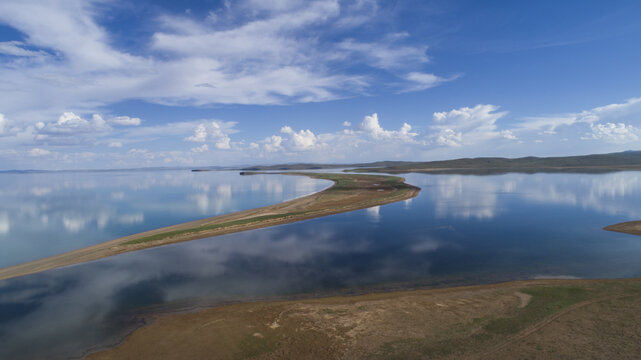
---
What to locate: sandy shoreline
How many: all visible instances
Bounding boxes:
[0,172,419,281]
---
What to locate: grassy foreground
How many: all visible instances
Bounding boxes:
[88,278,641,359]
[0,172,419,281]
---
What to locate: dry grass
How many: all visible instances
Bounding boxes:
[88,278,641,360]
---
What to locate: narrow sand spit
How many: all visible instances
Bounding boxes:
[0,172,419,281]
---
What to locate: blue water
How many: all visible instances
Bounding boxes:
[0,170,330,268]
[1,171,641,359]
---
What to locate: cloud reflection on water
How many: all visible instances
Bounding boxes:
[408,171,641,220]
[0,171,330,267]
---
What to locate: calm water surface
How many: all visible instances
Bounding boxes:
[2,171,641,359]
[0,170,330,268]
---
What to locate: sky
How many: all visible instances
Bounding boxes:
[0,0,640,170]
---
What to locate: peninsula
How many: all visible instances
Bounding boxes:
[604,220,641,237]
[0,172,419,281]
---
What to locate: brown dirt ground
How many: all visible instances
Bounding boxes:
[88,278,641,360]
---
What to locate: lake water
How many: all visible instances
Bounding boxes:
[2,171,641,359]
[0,170,330,268]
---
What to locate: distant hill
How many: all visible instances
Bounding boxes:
[346,151,641,174]
[238,161,412,171]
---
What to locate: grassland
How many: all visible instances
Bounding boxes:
[0,172,419,281]
[88,277,641,360]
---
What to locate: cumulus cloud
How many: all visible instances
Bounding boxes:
[587,123,639,144]
[252,112,419,160]
[191,144,209,153]
[501,130,518,140]
[185,121,235,149]
[37,112,109,135]
[29,112,113,146]
[430,104,509,147]
[359,113,417,142]
[280,126,317,150]
[435,128,463,147]
[263,135,284,152]
[185,124,208,142]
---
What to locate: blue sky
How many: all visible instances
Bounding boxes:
[0,0,640,169]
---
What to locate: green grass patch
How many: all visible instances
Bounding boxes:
[484,286,589,335]
[125,211,309,245]
[235,334,275,360]
[321,308,348,315]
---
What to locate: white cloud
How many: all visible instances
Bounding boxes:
[359,113,417,142]
[336,33,429,70]
[185,121,234,149]
[400,72,448,93]
[263,135,283,152]
[0,113,6,135]
[0,40,46,58]
[587,122,639,144]
[0,0,445,132]
[435,128,463,147]
[185,124,208,142]
[281,126,317,150]
[342,121,351,127]
[519,97,641,133]
[28,148,51,156]
[107,141,123,148]
[501,130,518,140]
[191,144,209,153]
[37,112,109,136]
[430,104,509,147]
[109,116,141,126]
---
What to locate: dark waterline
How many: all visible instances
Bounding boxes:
[2,171,641,359]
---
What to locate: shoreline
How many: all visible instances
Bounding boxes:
[0,172,420,281]
[88,276,641,359]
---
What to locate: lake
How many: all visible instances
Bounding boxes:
[0,170,330,268]
[1,170,641,359]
